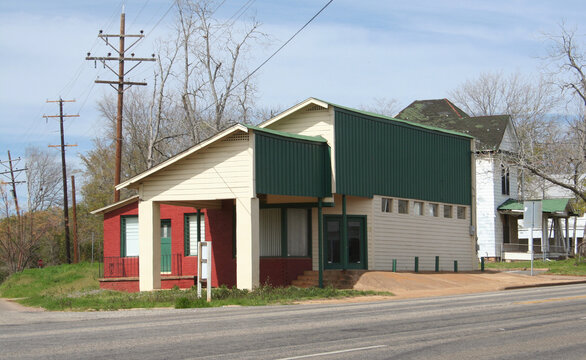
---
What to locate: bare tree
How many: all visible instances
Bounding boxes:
[359,97,401,117]
[176,0,264,142]
[25,147,62,212]
[0,148,63,273]
[448,70,578,199]
[519,24,586,202]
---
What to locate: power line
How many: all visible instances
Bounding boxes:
[200,0,334,114]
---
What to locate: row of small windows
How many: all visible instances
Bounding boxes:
[381,198,467,219]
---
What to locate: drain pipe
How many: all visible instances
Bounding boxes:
[318,198,323,288]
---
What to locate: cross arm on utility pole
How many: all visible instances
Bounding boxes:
[43,115,80,118]
[0,169,27,176]
[94,80,148,86]
[85,56,155,62]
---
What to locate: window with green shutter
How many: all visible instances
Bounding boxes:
[184,211,205,256]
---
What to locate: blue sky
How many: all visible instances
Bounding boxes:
[0,0,584,172]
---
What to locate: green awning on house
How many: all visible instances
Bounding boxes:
[498,198,579,216]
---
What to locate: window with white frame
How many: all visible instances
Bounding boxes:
[414,201,424,215]
[444,205,453,218]
[457,206,466,220]
[260,208,281,256]
[429,203,439,217]
[381,198,393,213]
[501,164,510,195]
[121,216,139,257]
[185,213,205,256]
[398,199,409,214]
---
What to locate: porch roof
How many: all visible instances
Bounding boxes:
[90,195,139,215]
[498,198,580,217]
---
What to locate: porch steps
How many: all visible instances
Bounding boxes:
[291,270,367,289]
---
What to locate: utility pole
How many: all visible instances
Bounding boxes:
[0,151,26,218]
[71,175,79,264]
[44,99,79,264]
[86,9,155,202]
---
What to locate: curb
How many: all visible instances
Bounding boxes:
[504,280,586,290]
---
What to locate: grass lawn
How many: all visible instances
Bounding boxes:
[484,258,586,276]
[0,263,389,311]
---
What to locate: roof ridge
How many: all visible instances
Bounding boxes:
[444,98,463,118]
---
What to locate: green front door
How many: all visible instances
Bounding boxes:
[161,220,172,273]
[324,215,366,269]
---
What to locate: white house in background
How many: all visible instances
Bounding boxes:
[396,99,520,259]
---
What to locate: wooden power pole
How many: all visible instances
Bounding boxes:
[71,175,79,263]
[0,151,26,218]
[86,10,155,202]
[44,99,79,264]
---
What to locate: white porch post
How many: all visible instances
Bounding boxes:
[236,197,260,290]
[138,199,161,291]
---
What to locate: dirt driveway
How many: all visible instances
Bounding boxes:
[351,270,586,299]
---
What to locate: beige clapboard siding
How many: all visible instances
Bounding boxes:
[266,105,333,141]
[141,133,252,201]
[311,194,374,270]
[372,195,474,271]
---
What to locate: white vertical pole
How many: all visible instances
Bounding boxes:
[207,243,212,302]
[529,226,534,276]
[197,242,202,299]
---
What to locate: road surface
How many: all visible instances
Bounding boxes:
[2,284,586,359]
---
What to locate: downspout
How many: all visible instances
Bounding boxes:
[318,198,323,288]
[342,194,347,269]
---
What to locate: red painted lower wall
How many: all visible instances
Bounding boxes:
[260,258,312,287]
[100,199,311,292]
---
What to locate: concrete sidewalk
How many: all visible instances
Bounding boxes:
[351,271,586,299]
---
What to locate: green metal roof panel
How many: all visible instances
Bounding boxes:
[254,130,332,197]
[334,109,472,205]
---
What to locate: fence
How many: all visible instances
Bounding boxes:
[101,254,183,278]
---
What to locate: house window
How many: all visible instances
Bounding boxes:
[381,198,392,212]
[398,200,409,214]
[501,164,510,195]
[429,203,439,217]
[457,206,466,220]
[121,216,139,257]
[414,201,424,216]
[185,212,205,256]
[260,208,281,256]
[287,209,310,257]
[444,205,453,218]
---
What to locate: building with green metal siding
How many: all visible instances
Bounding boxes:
[334,107,472,205]
[113,97,479,291]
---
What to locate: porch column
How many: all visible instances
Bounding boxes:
[138,199,161,291]
[236,197,260,290]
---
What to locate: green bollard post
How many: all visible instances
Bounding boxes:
[392,259,397,272]
[435,256,439,272]
[415,257,419,273]
[454,260,458,272]
[481,257,485,272]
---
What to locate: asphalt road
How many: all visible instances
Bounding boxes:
[2,284,586,359]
